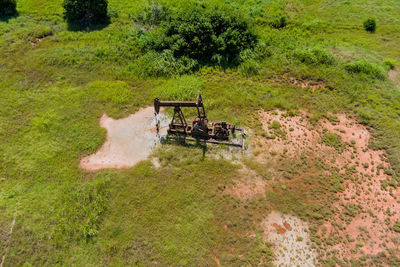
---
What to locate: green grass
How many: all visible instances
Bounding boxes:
[1,0,400,265]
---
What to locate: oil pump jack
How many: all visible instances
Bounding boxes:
[154,91,245,148]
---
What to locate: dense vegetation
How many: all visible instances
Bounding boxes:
[63,0,109,28]
[0,0,17,17]
[363,18,376,33]
[0,0,399,265]
[140,7,258,66]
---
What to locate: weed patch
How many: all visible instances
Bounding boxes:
[322,133,344,152]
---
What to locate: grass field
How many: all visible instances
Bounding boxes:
[1,0,400,266]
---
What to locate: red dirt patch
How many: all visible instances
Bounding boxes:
[283,221,292,231]
[272,222,287,234]
[285,74,327,91]
[255,110,400,262]
[223,165,269,200]
[212,255,221,266]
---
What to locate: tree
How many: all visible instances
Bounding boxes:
[141,8,258,66]
[0,0,17,17]
[63,0,109,28]
[363,18,376,33]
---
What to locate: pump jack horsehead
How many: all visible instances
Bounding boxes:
[154,91,245,148]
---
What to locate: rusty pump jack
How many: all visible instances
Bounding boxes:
[154,91,245,148]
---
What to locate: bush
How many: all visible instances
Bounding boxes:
[239,42,270,62]
[270,15,287,29]
[293,47,335,65]
[140,7,258,66]
[322,132,344,152]
[363,18,376,33]
[134,2,169,28]
[345,59,384,79]
[394,221,400,233]
[384,58,397,70]
[63,0,109,28]
[0,0,17,16]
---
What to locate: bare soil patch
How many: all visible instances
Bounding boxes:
[285,74,327,91]
[224,165,269,200]
[262,211,317,266]
[253,110,400,262]
[80,107,168,171]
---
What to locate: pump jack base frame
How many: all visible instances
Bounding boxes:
[154,91,246,149]
[164,129,246,149]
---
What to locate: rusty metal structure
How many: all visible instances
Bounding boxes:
[154,91,245,148]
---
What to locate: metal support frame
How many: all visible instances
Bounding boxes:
[154,91,245,148]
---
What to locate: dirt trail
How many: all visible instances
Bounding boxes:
[80,107,168,171]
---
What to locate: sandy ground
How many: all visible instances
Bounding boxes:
[80,107,168,171]
[262,211,317,267]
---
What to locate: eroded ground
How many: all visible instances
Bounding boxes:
[226,109,400,265]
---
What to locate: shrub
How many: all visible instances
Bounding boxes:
[270,15,287,29]
[322,132,344,152]
[384,58,397,70]
[63,0,109,28]
[134,2,169,28]
[0,0,17,16]
[293,47,335,65]
[345,59,384,79]
[394,221,400,233]
[140,7,258,66]
[239,42,270,62]
[363,18,376,33]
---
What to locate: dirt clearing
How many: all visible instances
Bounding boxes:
[224,109,400,263]
[80,107,168,171]
[224,165,269,200]
[255,110,400,262]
